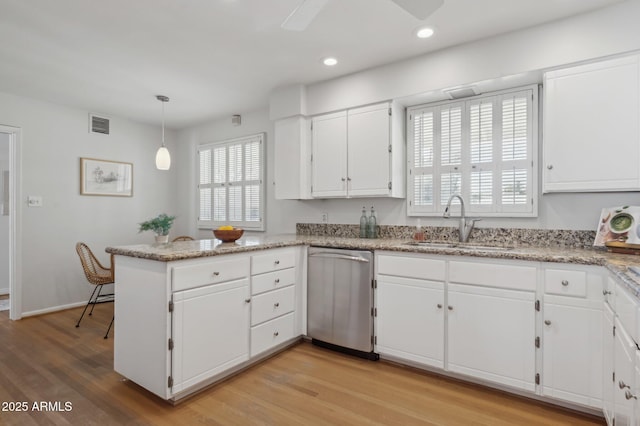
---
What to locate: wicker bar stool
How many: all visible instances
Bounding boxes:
[75,242,115,339]
[172,235,194,242]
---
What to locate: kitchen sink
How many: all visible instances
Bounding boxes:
[405,241,513,252]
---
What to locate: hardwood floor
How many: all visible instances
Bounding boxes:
[0,305,604,426]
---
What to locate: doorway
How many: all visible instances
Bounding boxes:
[0,125,21,320]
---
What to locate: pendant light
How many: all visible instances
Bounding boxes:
[155,95,171,170]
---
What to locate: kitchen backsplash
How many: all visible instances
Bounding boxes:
[296,223,597,248]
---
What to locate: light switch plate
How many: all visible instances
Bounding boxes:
[27,196,43,207]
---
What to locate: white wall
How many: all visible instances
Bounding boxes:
[0,133,9,294]
[0,91,181,315]
[257,0,640,232]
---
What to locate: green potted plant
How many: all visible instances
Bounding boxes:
[138,213,176,243]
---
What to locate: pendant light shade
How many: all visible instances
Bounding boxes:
[155,95,171,170]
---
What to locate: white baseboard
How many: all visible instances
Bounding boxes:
[0,287,9,295]
[21,301,87,318]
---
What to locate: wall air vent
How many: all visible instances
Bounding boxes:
[443,85,478,100]
[89,114,110,135]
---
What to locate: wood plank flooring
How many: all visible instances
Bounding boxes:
[0,305,604,425]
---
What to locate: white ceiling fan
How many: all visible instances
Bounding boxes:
[282,0,444,31]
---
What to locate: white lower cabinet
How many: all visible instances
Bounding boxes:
[604,303,615,425]
[447,283,536,391]
[171,279,250,393]
[376,275,444,367]
[614,318,636,426]
[542,266,604,409]
[374,251,615,414]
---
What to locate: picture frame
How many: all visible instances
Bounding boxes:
[80,157,133,197]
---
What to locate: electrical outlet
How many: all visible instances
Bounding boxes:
[321,212,328,224]
[27,196,43,207]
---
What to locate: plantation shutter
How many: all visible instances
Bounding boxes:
[407,85,537,217]
[197,133,265,230]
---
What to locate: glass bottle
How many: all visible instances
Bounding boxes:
[359,207,368,238]
[367,206,377,238]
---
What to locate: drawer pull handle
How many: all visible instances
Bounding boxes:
[437,304,443,309]
[619,380,630,390]
[274,260,280,265]
[212,272,220,276]
[447,306,453,311]
[561,280,569,286]
[275,278,280,284]
[603,290,613,296]
[245,298,251,303]
[274,302,280,308]
[625,390,637,400]
[273,331,279,337]
[544,320,551,326]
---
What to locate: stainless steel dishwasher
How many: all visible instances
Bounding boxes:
[307,247,378,360]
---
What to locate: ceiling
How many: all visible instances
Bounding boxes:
[0,0,625,129]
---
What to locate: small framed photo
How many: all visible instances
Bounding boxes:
[80,157,133,197]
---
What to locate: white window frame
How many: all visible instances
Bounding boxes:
[197,132,266,231]
[407,85,539,218]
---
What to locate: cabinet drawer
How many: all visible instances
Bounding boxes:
[251,249,296,275]
[449,261,537,291]
[172,256,249,292]
[252,267,296,296]
[251,312,295,357]
[545,269,587,297]
[251,286,295,326]
[377,254,445,281]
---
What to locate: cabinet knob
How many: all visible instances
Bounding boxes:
[603,290,613,296]
[561,280,569,286]
[274,302,280,308]
[625,390,637,400]
[619,380,630,390]
[437,304,443,309]
[274,260,280,265]
[245,298,251,303]
[447,306,453,311]
[341,177,346,182]
[273,331,279,337]
[347,177,351,181]
[544,320,551,326]
[547,164,553,170]
[275,278,280,284]
[212,271,220,276]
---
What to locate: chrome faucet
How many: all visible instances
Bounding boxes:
[443,194,479,243]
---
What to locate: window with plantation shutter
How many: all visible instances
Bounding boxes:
[198,133,265,230]
[407,85,538,217]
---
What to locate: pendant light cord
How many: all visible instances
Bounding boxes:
[161,100,165,148]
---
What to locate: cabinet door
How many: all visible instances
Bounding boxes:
[347,104,391,197]
[447,284,536,391]
[274,116,311,200]
[311,111,347,197]
[376,275,444,368]
[542,302,603,408]
[171,279,250,393]
[543,55,640,192]
[614,319,636,426]
[604,303,615,426]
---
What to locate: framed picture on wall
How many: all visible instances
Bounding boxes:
[80,157,133,197]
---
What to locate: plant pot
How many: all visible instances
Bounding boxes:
[155,235,169,244]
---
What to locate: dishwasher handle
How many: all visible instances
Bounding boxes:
[309,252,370,263]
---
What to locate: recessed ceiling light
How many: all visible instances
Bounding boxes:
[416,27,435,39]
[323,57,338,66]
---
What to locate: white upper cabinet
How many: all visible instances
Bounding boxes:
[274,116,311,200]
[543,54,640,192]
[310,102,405,198]
[311,111,348,197]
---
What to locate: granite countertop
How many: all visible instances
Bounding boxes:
[106,233,640,297]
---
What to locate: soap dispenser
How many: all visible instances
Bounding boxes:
[359,207,368,238]
[367,206,377,238]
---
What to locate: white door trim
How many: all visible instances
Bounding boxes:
[0,124,22,320]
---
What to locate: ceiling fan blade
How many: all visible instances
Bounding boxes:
[390,0,444,20]
[281,0,329,31]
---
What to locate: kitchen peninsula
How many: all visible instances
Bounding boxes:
[108,228,640,415]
